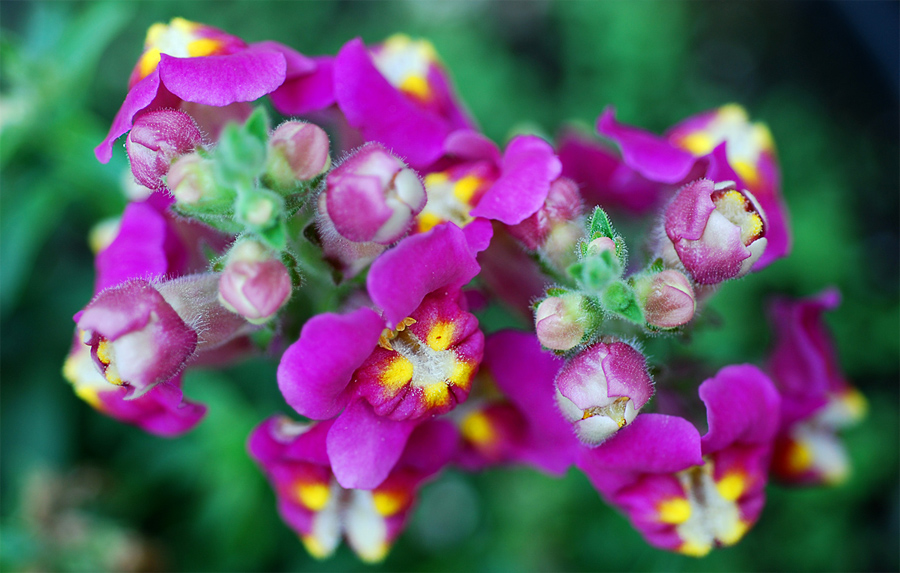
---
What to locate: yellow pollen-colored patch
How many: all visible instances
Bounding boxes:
[293,481,330,511]
[137,48,163,80]
[301,534,334,560]
[678,540,712,558]
[841,387,868,422]
[718,518,749,546]
[452,175,483,204]
[448,361,475,390]
[678,132,715,156]
[715,472,747,502]
[372,489,408,517]
[786,439,813,474]
[399,75,432,102]
[187,38,223,58]
[717,103,749,123]
[460,410,496,447]
[380,356,414,391]
[417,212,442,234]
[422,382,450,408]
[752,123,775,152]
[74,385,105,411]
[732,159,760,187]
[424,172,449,187]
[96,339,114,365]
[356,540,391,564]
[426,322,455,352]
[657,497,692,524]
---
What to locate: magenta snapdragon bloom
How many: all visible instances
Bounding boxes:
[63,341,206,436]
[555,339,654,445]
[578,364,780,556]
[766,289,866,485]
[661,179,768,285]
[334,35,476,169]
[277,223,483,489]
[95,17,289,164]
[249,416,458,563]
[456,331,581,474]
[597,105,789,268]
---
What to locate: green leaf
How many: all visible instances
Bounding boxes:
[600,281,644,324]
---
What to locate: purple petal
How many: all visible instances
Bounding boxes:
[327,399,418,489]
[98,377,206,437]
[578,413,703,492]
[396,419,460,476]
[94,71,168,163]
[277,308,384,420]
[334,38,450,169]
[597,107,698,184]
[367,222,480,326]
[462,217,493,254]
[443,129,501,164]
[470,135,562,224]
[270,55,336,116]
[699,364,781,455]
[158,49,286,107]
[485,330,579,474]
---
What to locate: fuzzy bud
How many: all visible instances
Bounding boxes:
[218,241,293,324]
[267,121,331,191]
[326,143,426,244]
[534,293,594,351]
[126,109,203,190]
[633,269,696,329]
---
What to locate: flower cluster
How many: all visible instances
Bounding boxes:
[67,18,864,562]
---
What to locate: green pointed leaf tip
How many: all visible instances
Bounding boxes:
[244,106,272,144]
[588,206,616,240]
[600,281,644,324]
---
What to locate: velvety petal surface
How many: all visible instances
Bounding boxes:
[699,364,781,454]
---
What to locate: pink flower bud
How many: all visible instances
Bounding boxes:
[166,152,219,206]
[218,241,293,324]
[534,293,591,351]
[585,236,617,257]
[126,109,203,190]
[634,269,696,328]
[326,143,426,244]
[267,121,331,189]
[662,179,768,285]
[507,177,584,251]
[555,340,654,445]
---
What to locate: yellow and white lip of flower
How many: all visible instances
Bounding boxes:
[670,104,775,188]
[132,18,235,84]
[371,34,441,104]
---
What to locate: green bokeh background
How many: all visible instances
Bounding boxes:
[1,1,897,571]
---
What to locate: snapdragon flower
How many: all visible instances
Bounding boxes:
[277,223,483,489]
[578,364,780,556]
[767,289,866,485]
[249,416,457,562]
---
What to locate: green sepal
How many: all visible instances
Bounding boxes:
[588,206,615,240]
[568,249,622,292]
[648,257,665,274]
[213,109,270,184]
[600,280,644,324]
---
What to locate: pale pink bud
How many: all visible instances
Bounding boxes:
[267,121,331,189]
[218,241,293,324]
[634,269,696,328]
[555,340,653,445]
[585,236,617,257]
[126,109,203,190]
[508,177,584,250]
[534,293,590,351]
[326,143,426,245]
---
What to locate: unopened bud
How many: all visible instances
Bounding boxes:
[218,241,293,324]
[534,293,593,351]
[586,236,617,258]
[555,340,654,445]
[633,269,696,329]
[126,109,203,190]
[167,153,231,211]
[326,142,426,245]
[267,121,331,191]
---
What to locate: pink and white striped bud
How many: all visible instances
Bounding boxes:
[662,179,768,285]
[534,293,593,351]
[633,269,696,329]
[267,121,331,191]
[126,109,203,190]
[218,240,293,324]
[555,340,654,445]
[325,143,426,245]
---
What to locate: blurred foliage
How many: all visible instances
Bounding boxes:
[1,1,897,571]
